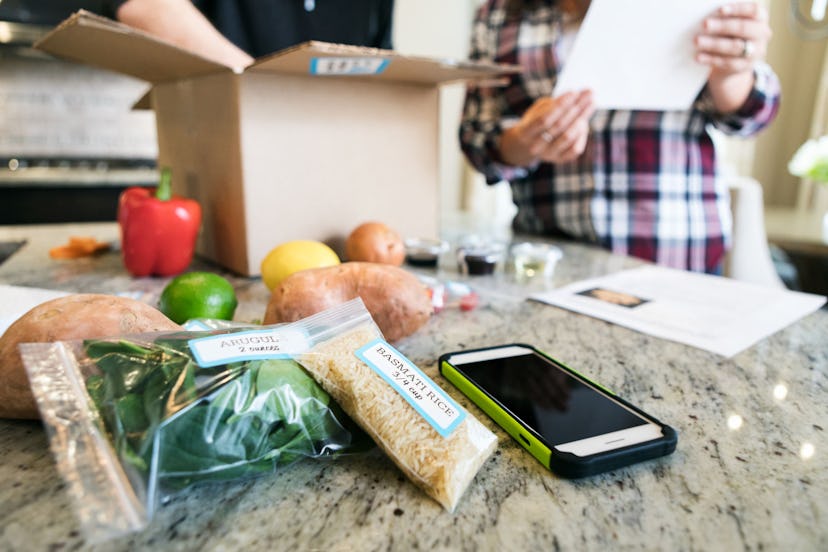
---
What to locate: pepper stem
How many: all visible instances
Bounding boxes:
[156,167,173,201]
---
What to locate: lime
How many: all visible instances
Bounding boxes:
[260,240,340,291]
[159,271,238,324]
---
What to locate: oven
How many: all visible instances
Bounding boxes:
[0,1,158,224]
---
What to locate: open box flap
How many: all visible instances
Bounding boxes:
[248,41,519,85]
[34,10,230,84]
[132,88,153,110]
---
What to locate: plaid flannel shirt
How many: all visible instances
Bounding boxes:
[459,0,780,273]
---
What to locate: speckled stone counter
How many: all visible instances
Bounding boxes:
[1,223,826,551]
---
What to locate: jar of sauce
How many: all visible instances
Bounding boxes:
[404,238,449,268]
[457,242,505,276]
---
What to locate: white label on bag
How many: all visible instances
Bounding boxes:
[356,339,466,437]
[189,327,310,368]
[309,57,389,75]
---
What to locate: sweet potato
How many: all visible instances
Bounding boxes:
[0,293,179,419]
[263,262,432,342]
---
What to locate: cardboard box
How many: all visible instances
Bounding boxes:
[35,11,512,276]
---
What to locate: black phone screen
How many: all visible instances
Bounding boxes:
[456,351,649,446]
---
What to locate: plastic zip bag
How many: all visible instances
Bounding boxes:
[295,300,498,511]
[22,299,496,542]
[19,304,365,542]
[181,318,261,331]
[179,299,497,511]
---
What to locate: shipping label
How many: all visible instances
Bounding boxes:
[356,339,466,437]
[309,57,389,76]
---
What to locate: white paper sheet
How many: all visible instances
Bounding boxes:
[530,266,826,357]
[554,0,725,110]
[0,285,70,336]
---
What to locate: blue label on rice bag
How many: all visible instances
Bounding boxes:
[356,339,466,437]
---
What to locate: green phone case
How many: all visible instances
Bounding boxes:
[439,344,677,478]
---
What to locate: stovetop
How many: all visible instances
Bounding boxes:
[0,158,157,187]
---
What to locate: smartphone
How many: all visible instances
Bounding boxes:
[439,344,677,478]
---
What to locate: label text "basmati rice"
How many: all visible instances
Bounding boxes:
[356,339,466,437]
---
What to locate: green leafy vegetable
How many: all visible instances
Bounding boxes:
[83,335,354,496]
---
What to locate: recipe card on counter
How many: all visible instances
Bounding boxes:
[530,266,826,357]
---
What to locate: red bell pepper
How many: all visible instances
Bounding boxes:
[118,168,202,277]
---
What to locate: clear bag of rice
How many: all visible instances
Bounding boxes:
[294,298,497,511]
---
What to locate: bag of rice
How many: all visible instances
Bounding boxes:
[295,298,497,511]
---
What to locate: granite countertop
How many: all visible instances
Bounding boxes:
[0,223,826,551]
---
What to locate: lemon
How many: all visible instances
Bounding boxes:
[261,240,340,290]
[159,272,238,324]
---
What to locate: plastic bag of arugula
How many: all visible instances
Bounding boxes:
[19,300,374,542]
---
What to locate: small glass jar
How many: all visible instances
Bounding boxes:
[510,242,563,279]
[404,238,449,268]
[457,242,505,276]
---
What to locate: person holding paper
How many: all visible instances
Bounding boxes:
[459,0,779,274]
[109,0,395,70]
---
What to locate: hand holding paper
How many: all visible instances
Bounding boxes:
[554,0,725,110]
[695,2,772,113]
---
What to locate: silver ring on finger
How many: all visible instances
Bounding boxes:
[541,131,553,143]
[740,39,754,58]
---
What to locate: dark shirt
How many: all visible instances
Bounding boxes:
[109,0,394,57]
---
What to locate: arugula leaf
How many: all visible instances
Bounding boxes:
[82,335,355,496]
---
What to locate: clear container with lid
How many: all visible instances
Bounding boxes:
[510,242,563,279]
[456,238,506,276]
[404,238,449,268]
